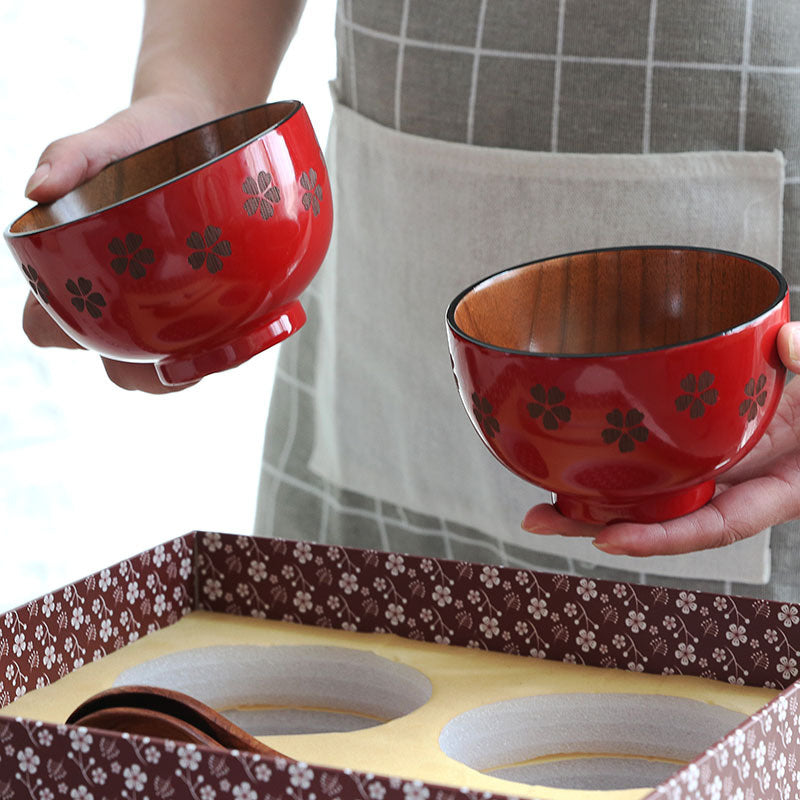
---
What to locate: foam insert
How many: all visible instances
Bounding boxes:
[1,611,776,800]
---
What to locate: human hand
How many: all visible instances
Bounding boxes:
[21,93,215,393]
[521,321,800,556]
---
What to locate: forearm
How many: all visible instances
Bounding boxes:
[132,0,307,115]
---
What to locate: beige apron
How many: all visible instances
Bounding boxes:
[308,98,785,584]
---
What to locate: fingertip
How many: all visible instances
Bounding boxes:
[24,163,51,200]
[778,321,800,374]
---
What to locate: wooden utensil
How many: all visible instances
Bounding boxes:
[66,685,289,758]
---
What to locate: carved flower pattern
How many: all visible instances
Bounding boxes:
[739,374,768,421]
[186,226,232,274]
[66,278,106,318]
[243,171,281,219]
[527,384,571,430]
[300,168,323,216]
[675,371,718,418]
[108,233,154,279]
[471,392,499,438]
[21,264,49,304]
[601,408,648,453]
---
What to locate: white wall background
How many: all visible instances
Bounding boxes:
[0,2,337,610]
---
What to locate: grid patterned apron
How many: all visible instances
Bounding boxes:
[255,0,800,600]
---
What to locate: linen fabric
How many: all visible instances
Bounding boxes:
[256,0,800,598]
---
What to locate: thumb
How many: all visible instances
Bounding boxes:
[778,321,800,375]
[24,117,145,204]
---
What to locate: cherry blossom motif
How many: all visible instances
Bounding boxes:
[601,408,648,453]
[675,371,719,418]
[186,226,232,274]
[243,171,281,219]
[300,168,324,216]
[739,374,768,421]
[471,392,500,438]
[108,233,154,279]
[66,277,106,318]
[527,384,571,430]
[21,263,50,304]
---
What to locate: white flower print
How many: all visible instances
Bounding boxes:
[778,604,800,627]
[126,581,140,605]
[676,591,697,614]
[576,629,596,652]
[152,544,167,567]
[199,786,217,800]
[577,578,597,601]
[432,585,452,606]
[90,767,107,785]
[98,619,113,643]
[17,747,40,774]
[179,557,192,580]
[612,583,627,598]
[294,591,313,613]
[254,763,272,782]
[203,579,223,601]
[712,647,726,663]
[675,642,696,665]
[154,593,167,616]
[753,739,766,768]
[778,656,798,680]
[144,745,161,764]
[713,596,728,611]
[288,763,314,789]
[178,745,202,770]
[386,554,405,576]
[386,603,405,626]
[69,728,93,753]
[479,616,500,638]
[71,606,85,630]
[527,597,548,619]
[70,787,93,800]
[480,566,500,588]
[248,560,267,582]
[733,728,745,756]
[369,781,387,800]
[37,728,53,747]
[12,633,26,657]
[339,572,358,594]
[293,542,313,563]
[42,593,55,617]
[625,610,646,633]
[204,532,223,552]
[403,781,430,800]
[726,624,747,646]
[123,765,147,792]
[232,781,257,800]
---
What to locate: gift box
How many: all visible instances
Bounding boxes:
[1,531,799,799]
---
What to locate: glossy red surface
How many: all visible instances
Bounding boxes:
[4,102,332,385]
[446,247,790,525]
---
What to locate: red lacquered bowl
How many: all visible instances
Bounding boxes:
[446,246,790,525]
[4,100,332,385]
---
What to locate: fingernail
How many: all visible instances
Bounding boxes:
[523,523,561,535]
[25,163,50,197]
[592,540,625,555]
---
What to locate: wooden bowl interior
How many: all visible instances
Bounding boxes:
[10,101,298,234]
[453,249,783,354]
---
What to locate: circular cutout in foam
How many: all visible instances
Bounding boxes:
[114,645,432,736]
[438,693,747,791]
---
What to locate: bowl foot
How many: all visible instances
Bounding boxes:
[155,301,306,386]
[553,480,716,525]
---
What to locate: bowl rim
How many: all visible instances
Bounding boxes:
[445,245,789,358]
[4,99,304,239]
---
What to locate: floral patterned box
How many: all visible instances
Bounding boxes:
[2,531,800,800]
